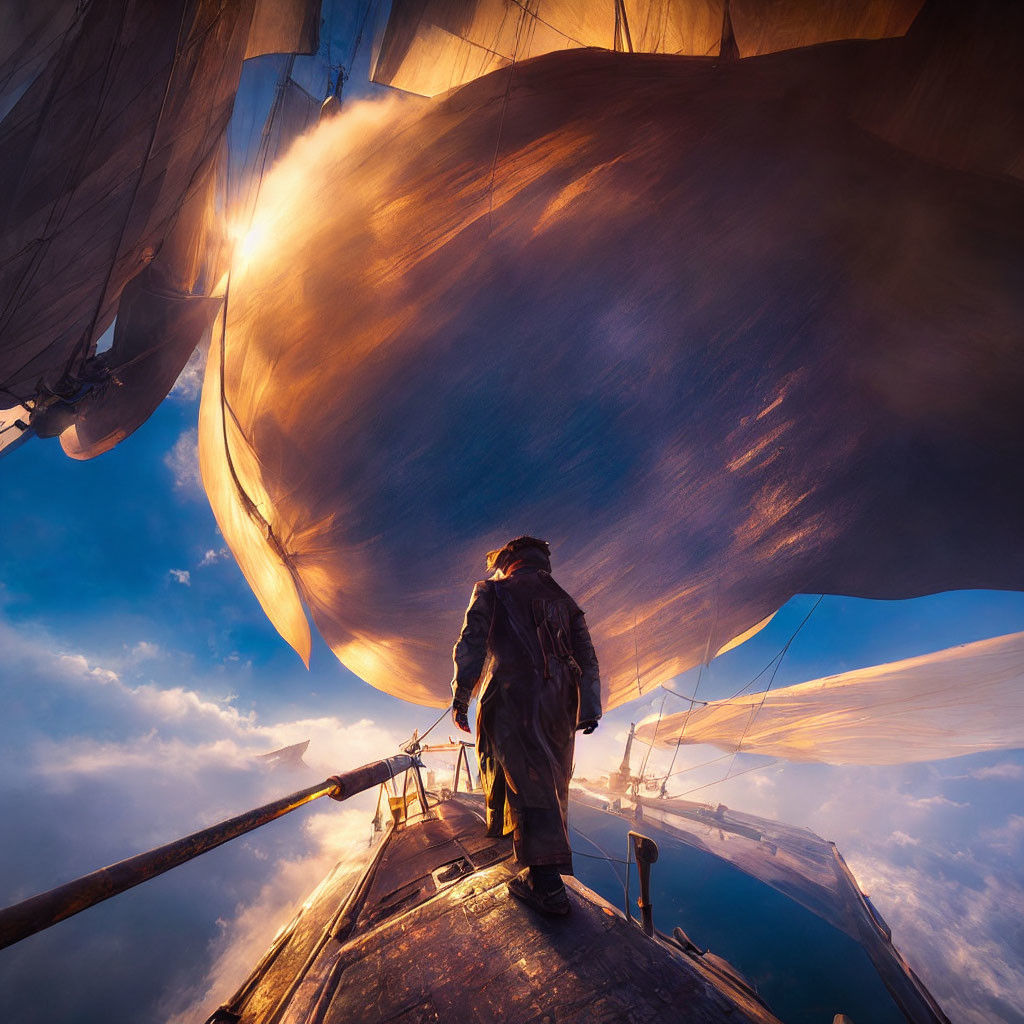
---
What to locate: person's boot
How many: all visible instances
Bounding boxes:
[507,866,570,916]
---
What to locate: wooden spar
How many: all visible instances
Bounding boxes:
[0,753,416,950]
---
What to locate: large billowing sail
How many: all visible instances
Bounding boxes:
[370,0,923,97]
[60,145,226,460]
[198,318,312,667]
[201,3,1024,711]
[0,1,82,120]
[0,1,251,402]
[635,632,1024,765]
[0,0,321,456]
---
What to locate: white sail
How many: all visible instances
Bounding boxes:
[637,632,1024,765]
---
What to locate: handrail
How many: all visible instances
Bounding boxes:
[0,753,415,951]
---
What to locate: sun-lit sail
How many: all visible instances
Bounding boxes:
[0,0,322,457]
[198,312,312,666]
[369,0,924,97]
[201,4,1024,711]
[636,632,1024,764]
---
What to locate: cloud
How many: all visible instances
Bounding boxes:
[846,852,1024,1024]
[0,610,409,1023]
[199,547,229,567]
[164,428,201,495]
[970,763,1024,782]
[129,640,161,660]
[169,342,209,402]
[169,568,191,586]
[889,830,921,848]
[906,794,968,810]
[164,805,379,1024]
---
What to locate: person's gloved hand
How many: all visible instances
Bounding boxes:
[452,699,471,733]
[576,719,599,735]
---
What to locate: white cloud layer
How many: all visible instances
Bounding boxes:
[0,612,406,1022]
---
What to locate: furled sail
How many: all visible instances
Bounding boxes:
[0,1,251,402]
[59,275,223,460]
[201,6,1024,711]
[370,0,923,97]
[56,44,326,462]
[635,632,1024,764]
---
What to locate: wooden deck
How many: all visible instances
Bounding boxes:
[211,796,781,1024]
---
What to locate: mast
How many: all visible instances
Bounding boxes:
[619,722,635,778]
[610,722,635,793]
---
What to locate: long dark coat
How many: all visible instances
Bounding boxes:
[451,549,601,868]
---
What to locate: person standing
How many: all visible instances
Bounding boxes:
[451,536,601,915]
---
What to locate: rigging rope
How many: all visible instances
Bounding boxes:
[636,691,667,781]
[412,706,452,748]
[643,575,720,789]
[632,616,642,697]
[723,594,823,779]
[635,592,824,799]
[662,751,733,782]
[666,758,779,800]
[486,0,530,233]
[569,823,627,898]
[73,0,203,381]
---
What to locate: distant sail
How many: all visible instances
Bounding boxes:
[636,632,1024,765]
[201,6,1024,710]
[255,738,310,768]
[370,0,923,97]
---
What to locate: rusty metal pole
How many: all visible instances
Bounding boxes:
[0,753,415,951]
[628,831,660,937]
